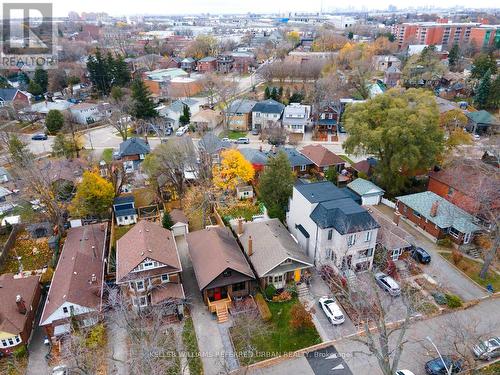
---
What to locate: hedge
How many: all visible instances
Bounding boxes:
[255,293,272,321]
[182,317,203,375]
[445,293,463,308]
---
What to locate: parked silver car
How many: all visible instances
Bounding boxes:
[473,337,500,360]
[374,272,400,296]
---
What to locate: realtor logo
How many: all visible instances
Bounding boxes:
[1,3,57,69]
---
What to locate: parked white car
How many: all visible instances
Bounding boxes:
[176,126,188,136]
[375,272,401,296]
[318,296,345,325]
[395,370,415,375]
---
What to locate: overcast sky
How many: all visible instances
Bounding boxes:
[5,0,499,17]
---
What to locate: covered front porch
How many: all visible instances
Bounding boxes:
[261,267,310,290]
[203,280,251,323]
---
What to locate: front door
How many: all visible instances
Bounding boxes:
[213,287,222,301]
[272,274,285,289]
[463,232,471,244]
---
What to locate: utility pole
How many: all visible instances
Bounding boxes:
[426,336,453,375]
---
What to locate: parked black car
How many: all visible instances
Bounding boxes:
[425,356,462,375]
[412,247,431,264]
[31,133,48,140]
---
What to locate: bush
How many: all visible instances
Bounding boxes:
[40,267,54,284]
[445,293,463,308]
[85,323,106,349]
[385,259,398,279]
[289,302,314,331]
[272,291,292,302]
[264,284,277,299]
[451,250,463,265]
[437,237,454,248]
[255,293,272,321]
[12,345,27,358]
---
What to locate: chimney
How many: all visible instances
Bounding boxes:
[238,219,243,235]
[430,201,439,217]
[16,295,27,314]
[247,236,253,257]
[393,211,401,226]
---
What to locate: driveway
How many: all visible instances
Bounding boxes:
[176,235,232,375]
[26,292,50,375]
[372,205,487,301]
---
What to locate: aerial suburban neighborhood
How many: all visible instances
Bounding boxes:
[0,2,499,375]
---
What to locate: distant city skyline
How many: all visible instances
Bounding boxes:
[14,0,499,17]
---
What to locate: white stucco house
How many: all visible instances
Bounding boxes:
[286,181,380,275]
[282,103,311,134]
[347,178,385,206]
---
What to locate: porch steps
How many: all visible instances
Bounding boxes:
[296,283,309,298]
[216,304,229,323]
[466,248,482,259]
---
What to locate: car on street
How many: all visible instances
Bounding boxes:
[318,296,345,325]
[31,133,48,140]
[251,129,260,135]
[374,272,401,296]
[52,365,68,375]
[411,247,432,264]
[176,126,188,136]
[221,137,230,142]
[425,356,462,374]
[473,134,480,141]
[396,371,416,375]
[236,137,250,144]
[472,336,500,360]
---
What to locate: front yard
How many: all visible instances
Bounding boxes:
[231,298,321,365]
[219,130,248,140]
[439,251,500,291]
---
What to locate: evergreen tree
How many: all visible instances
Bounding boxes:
[33,67,48,93]
[28,81,43,96]
[87,48,112,96]
[179,104,191,125]
[162,211,174,229]
[113,55,131,87]
[348,31,354,40]
[448,44,460,70]
[324,166,339,185]
[8,135,33,167]
[474,69,491,109]
[488,74,500,110]
[264,86,271,99]
[52,133,77,159]
[130,78,158,120]
[257,151,295,221]
[471,54,497,79]
[270,87,278,100]
[45,109,65,134]
[278,86,283,101]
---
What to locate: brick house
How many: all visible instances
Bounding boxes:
[116,221,185,313]
[197,57,217,73]
[40,224,107,342]
[0,88,29,109]
[0,274,41,355]
[227,99,256,131]
[396,191,480,245]
[300,144,345,173]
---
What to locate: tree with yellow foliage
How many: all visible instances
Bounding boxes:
[70,171,115,218]
[213,149,254,191]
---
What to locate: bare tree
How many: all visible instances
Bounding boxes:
[201,73,240,132]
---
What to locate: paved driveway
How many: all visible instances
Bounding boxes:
[372,205,487,302]
[176,235,232,375]
[26,292,50,375]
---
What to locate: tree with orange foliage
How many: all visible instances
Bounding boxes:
[289,302,315,331]
[213,149,255,191]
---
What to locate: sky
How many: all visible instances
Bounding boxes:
[3,0,499,17]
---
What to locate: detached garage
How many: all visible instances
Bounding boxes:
[169,209,189,237]
[347,178,384,206]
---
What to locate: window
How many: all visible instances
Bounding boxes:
[449,227,461,238]
[328,229,333,241]
[63,306,68,313]
[365,231,372,242]
[282,258,292,265]
[232,282,246,292]
[161,274,169,283]
[326,248,337,263]
[447,187,455,196]
[143,261,154,269]
[223,270,232,277]
[136,280,145,291]
[347,234,356,246]
[139,296,147,307]
[273,275,283,282]
[0,335,21,348]
[413,210,421,218]
[358,248,373,259]
[300,165,307,172]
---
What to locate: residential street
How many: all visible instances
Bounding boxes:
[248,298,500,375]
[372,205,488,301]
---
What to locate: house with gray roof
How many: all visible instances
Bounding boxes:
[118,138,151,173]
[198,132,232,164]
[396,191,480,245]
[234,218,313,289]
[347,178,384,206]
[287,181,380,274]
[227,99,256,131]
[251,99,285,132]
[282,103,311,135]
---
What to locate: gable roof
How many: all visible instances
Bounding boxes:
[396,191,481,234]
[295,181,350,204]
[0,274,40,335]
[369,208,414,250]
[252,99,285,114]
[41,223,107,325]
[0,88,19,101]
[198,132,231,154]
[169,98,198,112]
[239,148,268,165]
[113,195,134,205]
[170,209,188,224]
[116,221,181,283]
[310,198,380,234]
[235,219,313,277]
[347,178,384,196]
[227,99,257,114]
[300,145,344,167]
[187,227,255,291]
[266,147,313,168]
[465,110,498,125]
[119,137,150,157]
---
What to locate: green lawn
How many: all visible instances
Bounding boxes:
[220,130,248,140]
[113,225,133,248]
[338,154,355,164]
[182,317,203,375]
[231,298,321,365]
[440,252,500,291]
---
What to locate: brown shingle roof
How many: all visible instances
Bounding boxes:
[170,209,188,225]
[151,283,185,304]
[0,273,40,335]
[41,224,107,325]
[300,145,344,167]
[186,227,255,291]
[116,221,181,283]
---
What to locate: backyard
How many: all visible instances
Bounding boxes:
[218,200,264,222]
[231,298,321,365]
[439,251,500,291]
[0,231,53,274]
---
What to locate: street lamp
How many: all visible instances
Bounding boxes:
[426,336,452,375]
